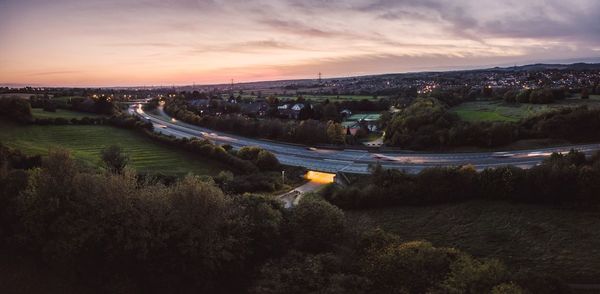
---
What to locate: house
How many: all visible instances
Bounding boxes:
[340,109,352,118]
[278,103,308,119]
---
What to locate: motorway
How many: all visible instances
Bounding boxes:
[129,104,600,174]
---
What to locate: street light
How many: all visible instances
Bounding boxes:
[281,170,285,184]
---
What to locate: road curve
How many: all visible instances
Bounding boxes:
[129,104,600,174]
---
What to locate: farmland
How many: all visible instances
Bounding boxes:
[31,108,104,119]
[0,93,38,99]
[450,95,600,122]
[0,121,228,175]
[278,94,379,102]
[346,201,600,283]
[221,93,381,102]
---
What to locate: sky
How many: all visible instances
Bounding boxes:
[1,0,599,87]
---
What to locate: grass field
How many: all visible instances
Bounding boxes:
[450,95,600,122]
[51,96,85,102]
[223,94,379,102]
[0,93,36,99]
[279,94,378,102]
[346,201,600,283]
[0,121,228,175]
[31,108,103,119]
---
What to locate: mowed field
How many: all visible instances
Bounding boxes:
[346,201,600,283]
[450,95,600,122]
[0,121,228,175]
[31,108,103,119]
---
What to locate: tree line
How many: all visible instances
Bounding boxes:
[30,95,117,115]
[322,150,600,209]
[0,146,569,293]
[165,98,349,145]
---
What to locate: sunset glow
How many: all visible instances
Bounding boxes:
[1,0,599,86]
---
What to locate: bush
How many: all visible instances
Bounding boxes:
[362,241,460,293]
[237,146,279,171]
[101,145,129,174]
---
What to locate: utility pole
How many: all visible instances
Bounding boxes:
[318,72,322,84]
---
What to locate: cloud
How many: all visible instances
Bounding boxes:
[1,0,599,86]
[106,42,179,48]
[355,0,600,43]
[29,70,83,76]
[258,18,340,38]
[187,39,305,54]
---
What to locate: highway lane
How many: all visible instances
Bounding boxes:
[129,104,600,174]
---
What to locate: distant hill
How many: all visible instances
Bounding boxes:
[487,63,600,72]
[186,62,600,88]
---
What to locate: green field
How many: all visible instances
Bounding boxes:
[224,94,380,102]
[346,113,381,122]
[0,93,36,99]
[450,96,600,122]
[279,94,378,102]
[31,108,103,119]
[346,201,600,283]
[0,121,228,175]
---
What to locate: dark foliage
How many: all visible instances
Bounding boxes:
[0,97,33,123]
[385,97,600,149]
[0,147,569,293]
[323,150,600,209]
[165,98,347,145]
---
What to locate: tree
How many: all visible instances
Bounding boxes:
[256,150,280,171]
[266,95,279,106]
[0,97,33,122]
[251,251,369,294]
[237,146,262,161]
[94,96,115,114]
[440,255,509,293]
[233,194,286,263]
[362,240,460,293]
[290,197,345,252]
[581,87,590,99]
[323,103,339,121]
[326,121,345,145]
[101,145,129,174]
[502,90,517,103]
[516,89,531,103]
[164,175,234,285]
[490,283,525,294]
[298,104,314,120]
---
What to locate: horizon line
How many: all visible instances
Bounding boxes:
[3,58,599,89]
